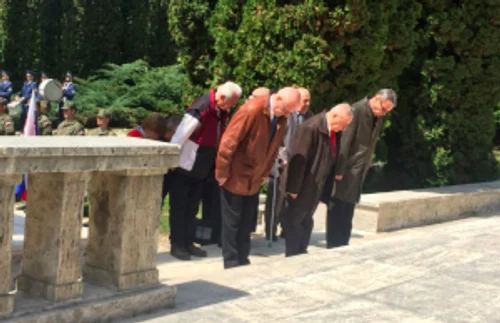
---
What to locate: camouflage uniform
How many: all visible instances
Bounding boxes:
[55,119,85,136]
[87,128,117,136]
[88,108,115,136]
[55,100,85,136]
[38,114,53,136]
[0,97,14,135]
[0,113,15,135]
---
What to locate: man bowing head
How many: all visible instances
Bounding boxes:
[216,86,301,269]
[281,103,353,257]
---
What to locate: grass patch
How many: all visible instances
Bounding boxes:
[160,196,170,234]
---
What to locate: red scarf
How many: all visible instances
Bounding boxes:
[330,131,337,157]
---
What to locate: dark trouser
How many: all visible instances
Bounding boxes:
[326,198,356,248]
[282,202,315,257]
[264,175,285,239]
[220,187,259,269]
[168,170,204,247]
[58,101,65,122]
[20,105,28,130]
[201,172,222,244]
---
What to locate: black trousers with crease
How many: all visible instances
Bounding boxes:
[220,187,259,269]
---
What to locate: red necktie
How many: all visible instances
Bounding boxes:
[330,131,336,157]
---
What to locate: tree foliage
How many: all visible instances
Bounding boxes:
[1,0,176,87]
[73,60,189,128]
[168,0,500,189]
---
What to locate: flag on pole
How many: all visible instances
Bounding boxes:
[15,91,39,201]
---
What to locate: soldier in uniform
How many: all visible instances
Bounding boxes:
[37,100,53,136]
[16,70,38,127]
[59,72,76,122]
[54,101,85,136]
[88,109,116,136]
[0,98,15,135]
[0,71,13,102]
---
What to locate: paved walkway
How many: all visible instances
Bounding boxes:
[125,214,500,323]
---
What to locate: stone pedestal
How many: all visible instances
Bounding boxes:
[84,170,165,291]
[18,173,87,301]
[0,175,21,316]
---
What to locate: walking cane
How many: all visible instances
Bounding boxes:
[268,175,277,248]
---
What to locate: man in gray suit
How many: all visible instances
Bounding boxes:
[265,87,313,241]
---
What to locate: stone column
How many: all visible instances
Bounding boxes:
[84,169,165,291]
[18,173,87,302]
[0,175,21,315]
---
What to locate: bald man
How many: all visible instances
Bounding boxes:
[216,87,301,269]
[249,87,271,100]
[265,87,314,241]
[280,103,353,257]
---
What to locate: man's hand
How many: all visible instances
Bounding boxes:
[288,193,297,199]
[335,175,343,181]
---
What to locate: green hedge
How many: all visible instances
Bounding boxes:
[168,0,500,190]
[72,60,189,128]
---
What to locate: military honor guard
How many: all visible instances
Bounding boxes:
[88,109,116,136]
[59,72,76,122]
[16,70,38,127]
[54,101,85,136]
[0,98,15,135]
[0,71,13,102]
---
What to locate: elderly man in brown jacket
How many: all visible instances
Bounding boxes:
[216,87,301,269]
[328,89,397,248]
[281,103,353,257]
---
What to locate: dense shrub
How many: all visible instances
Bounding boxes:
[169,0,500,190]
[73,60,189,128]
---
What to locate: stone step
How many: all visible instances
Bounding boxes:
[354,180,500,233]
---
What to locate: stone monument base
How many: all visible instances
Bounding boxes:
[1,283,176,323]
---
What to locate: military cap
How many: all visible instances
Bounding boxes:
[0,97,7,105]
[62,101,76,110]
[2,70,9,77]
[41,72,49,78]
[96,109,111,118]
[66,71,73,78]
[26,70,36,76]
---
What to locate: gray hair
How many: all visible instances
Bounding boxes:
[217,81,243,99]
[332,103,353,117]
[376,89,397,107]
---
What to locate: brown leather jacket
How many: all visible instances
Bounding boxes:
[216,95,287,196]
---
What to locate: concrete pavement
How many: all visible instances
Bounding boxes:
[124,214,500,323]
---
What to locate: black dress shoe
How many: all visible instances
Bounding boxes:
[170,245,191,261]
[186,244,208,258]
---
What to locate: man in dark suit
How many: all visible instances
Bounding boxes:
[328,89,397,248]
[265,87,313,241]
[281,103,353,257]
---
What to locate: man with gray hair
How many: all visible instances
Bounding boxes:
[328,89,397,248]
[168,81,242,260]
[280,103,353,257]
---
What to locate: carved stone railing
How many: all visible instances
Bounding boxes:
[0,137,179,316]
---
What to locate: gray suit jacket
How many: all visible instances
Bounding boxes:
[270,110,313,178]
